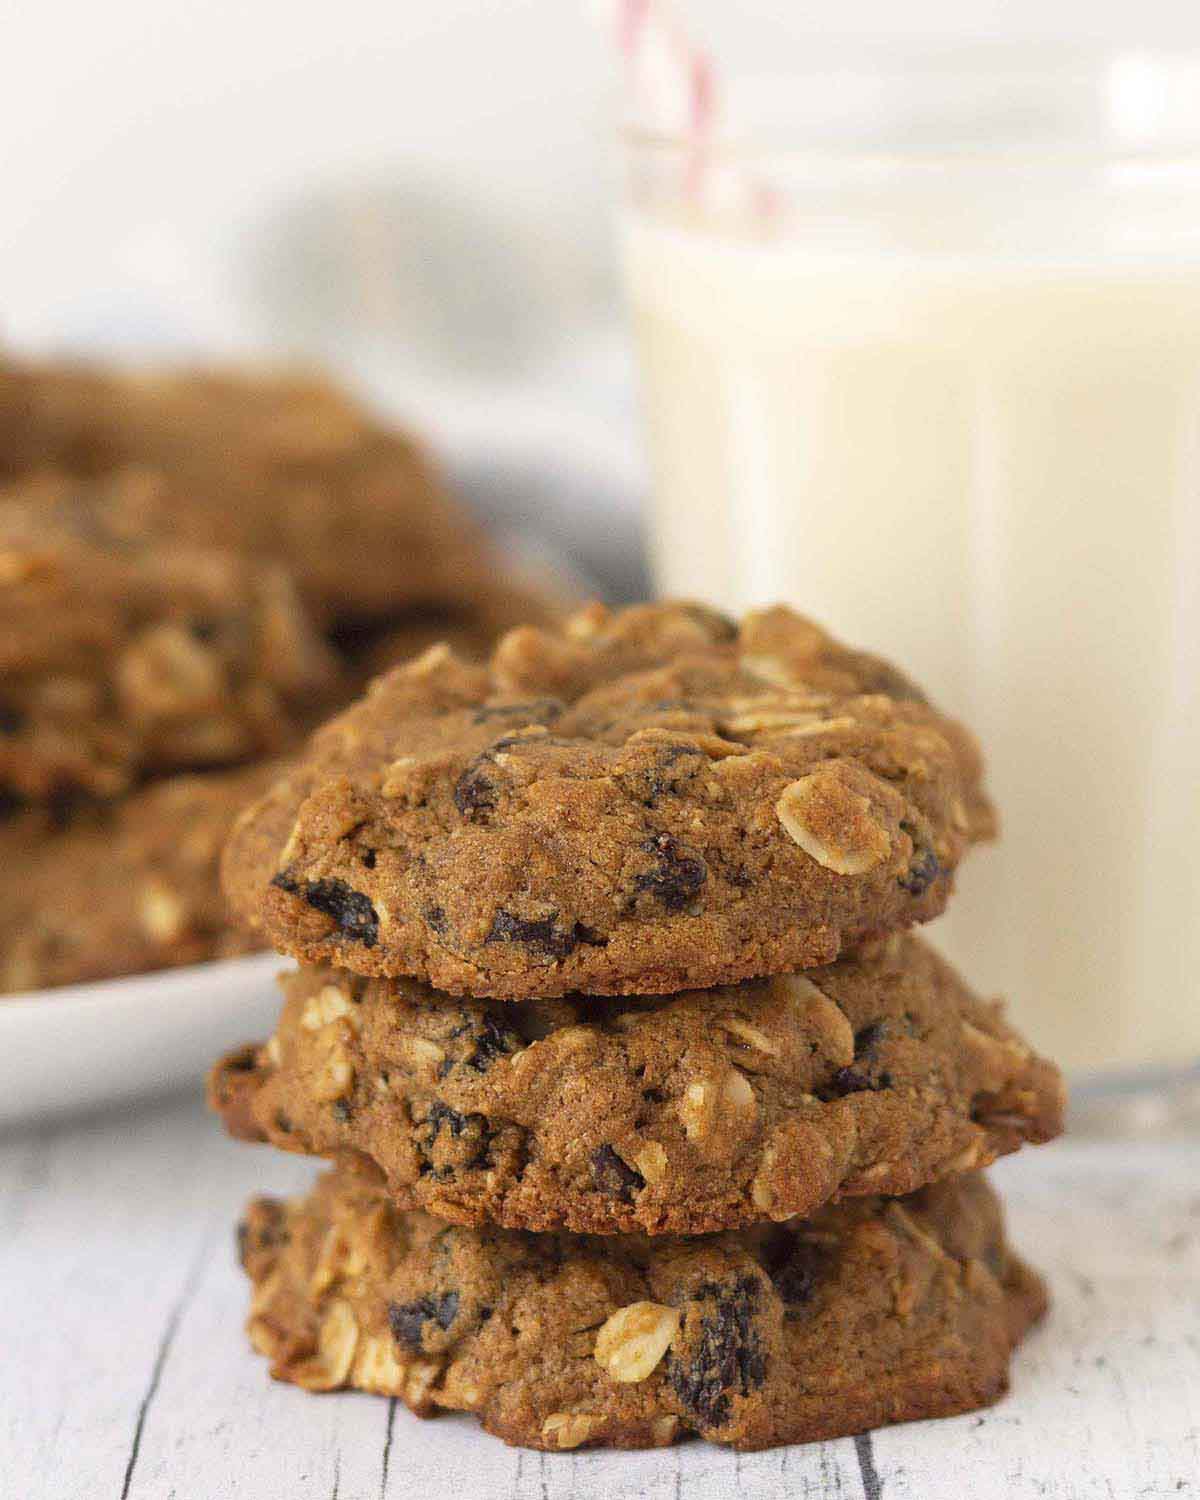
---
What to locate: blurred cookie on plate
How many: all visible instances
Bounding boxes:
[0,472,337,802]
[0,762,280,994]
[0,356,504,628]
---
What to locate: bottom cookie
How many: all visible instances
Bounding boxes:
[238,1165,1045,1452]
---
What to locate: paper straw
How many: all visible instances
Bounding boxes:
[595,0,777,219]
[594,1,783,606]
[612,0,716,142]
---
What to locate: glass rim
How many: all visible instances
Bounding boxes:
[619,44,1200,169]
[620,132,1200,171]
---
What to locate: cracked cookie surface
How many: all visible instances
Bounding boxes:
[210,933,1062,1234]
[222,602,994,999]
[238,1164,1045,1451]
[0,476,336,801]
[1,763,277,992]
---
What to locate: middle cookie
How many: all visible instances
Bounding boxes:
[211,933,1063,1236]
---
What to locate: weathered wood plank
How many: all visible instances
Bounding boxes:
[2,1098,1196,1500]
[0,1096,232,1500]
[870,1147,1200,1500]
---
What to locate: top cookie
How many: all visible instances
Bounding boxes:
[223,603,993,999]
[0,357,497,626]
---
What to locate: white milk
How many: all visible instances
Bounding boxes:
[623,220,1200,1072]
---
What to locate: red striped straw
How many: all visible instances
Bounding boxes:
[615,0,716,139]
[601,1,776,219]
[601,0,717,197]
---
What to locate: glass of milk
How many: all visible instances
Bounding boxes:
[620,46,1200,1077]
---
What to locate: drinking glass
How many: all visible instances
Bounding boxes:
[620,46,1200,1081]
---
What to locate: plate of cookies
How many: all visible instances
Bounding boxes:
[0,353,579,1125]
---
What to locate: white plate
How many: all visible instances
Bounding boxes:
[0,952,290,1129]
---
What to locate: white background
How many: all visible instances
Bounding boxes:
[5,0,1198,588]
[4,0,1200,353]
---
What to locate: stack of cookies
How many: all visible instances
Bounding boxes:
[211,602,1064,1452]
[0,356,569,991]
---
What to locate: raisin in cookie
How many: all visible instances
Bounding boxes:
[0,475,336,800]
[222,601,994,998]
[0,763,279,993]
[238,1163,1045,1452]
[0,357,499,626]
[211,934,1061,1234]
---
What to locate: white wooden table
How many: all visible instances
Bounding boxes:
[2,1090,1197,1500]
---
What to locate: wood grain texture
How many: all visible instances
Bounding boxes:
[1,1093,1196,1500]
